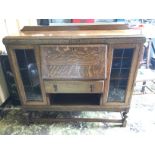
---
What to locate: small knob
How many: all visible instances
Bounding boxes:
[90,85,94,92]
[53,84,58,92]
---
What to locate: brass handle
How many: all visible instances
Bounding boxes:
[90,85,94,92]
[53,84,58,92]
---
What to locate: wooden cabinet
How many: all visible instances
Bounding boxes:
[3,24,146,126]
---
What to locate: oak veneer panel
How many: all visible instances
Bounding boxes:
[21,24,129,31]
[41,45,107,80]
[44,80,104,93]
[22,104,130,112]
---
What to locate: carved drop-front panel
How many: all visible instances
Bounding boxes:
[41,45,107,80]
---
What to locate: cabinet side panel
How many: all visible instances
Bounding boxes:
[125,44,143,105]
[103,45,113,104]
[6,46,26,105]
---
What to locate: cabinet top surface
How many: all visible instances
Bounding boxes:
[5,29,144,38]
[4,24,145,38]
[3,25,146,44]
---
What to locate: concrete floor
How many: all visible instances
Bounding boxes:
[0,93,155,135]
[0,68,155,135]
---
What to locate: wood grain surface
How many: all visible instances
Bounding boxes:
[21,24,129,31]
[44,80,104,93]
[41,45,107,80]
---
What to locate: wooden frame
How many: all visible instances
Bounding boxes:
[40,44,107,80]
[3,25,146,126]
[7,45,47,106]
[5,42,144,110]
[103,43,141,106]
[21,24,130,32]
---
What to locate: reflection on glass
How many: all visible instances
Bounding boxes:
[15,49,42,101]
[108,48,134,102]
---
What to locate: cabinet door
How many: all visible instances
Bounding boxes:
[41,45,107,80]
[106,44,141,105]
[9,46,46,105]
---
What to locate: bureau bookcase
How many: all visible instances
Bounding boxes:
[3,25,145,126]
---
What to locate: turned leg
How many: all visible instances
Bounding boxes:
[141,81,146,94]
[0,109,7,119]
[0,109,3,119]
[23,111,34,125]
[121,111,128,127]
[23,112,30,125]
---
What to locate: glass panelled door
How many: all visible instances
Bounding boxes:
[108,48,134,102]
[14,49,42,101]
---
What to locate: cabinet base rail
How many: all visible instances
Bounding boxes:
[23,111,128,127]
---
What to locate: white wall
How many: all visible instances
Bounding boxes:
[0,19,37,52]
[0,19,37,104]
[0,63,9,105]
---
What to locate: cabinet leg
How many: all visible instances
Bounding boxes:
[0,109,6,119]
[0,109,3,119]
[23,111,34,125]
[122,112,128,127]
[122,119,127,127]
[23,112,30,125]
[141,81,146,94]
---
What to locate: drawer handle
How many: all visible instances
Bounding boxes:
[53,84,58,92]
[90,85,94,92]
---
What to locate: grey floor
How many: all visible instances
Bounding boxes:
[0,69,155,135]
[0,95,155,135]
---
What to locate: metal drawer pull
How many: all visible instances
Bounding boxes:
[90,85,94,92]
[53,84,58,92]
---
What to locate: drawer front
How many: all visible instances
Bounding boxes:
[41,44,107,80]
[44,81,104,93]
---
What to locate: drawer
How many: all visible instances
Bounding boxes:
[41,44,107,80]
[44,81,104,93]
